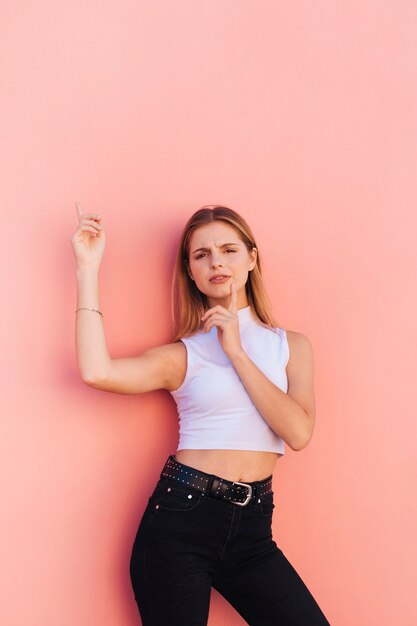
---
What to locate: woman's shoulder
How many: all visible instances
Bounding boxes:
[283,329,314,368]
[284,328,312,345]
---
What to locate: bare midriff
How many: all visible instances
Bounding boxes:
[174,449,282,483]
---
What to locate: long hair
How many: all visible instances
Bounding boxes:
[170,205,282,341]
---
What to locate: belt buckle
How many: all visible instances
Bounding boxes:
[231,481,253,506]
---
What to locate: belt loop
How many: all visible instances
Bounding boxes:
[209,476,220,496]
[207,475,216,492]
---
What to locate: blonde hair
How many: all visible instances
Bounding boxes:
[170,205,282,341]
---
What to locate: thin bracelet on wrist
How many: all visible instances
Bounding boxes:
[75,307,103,317]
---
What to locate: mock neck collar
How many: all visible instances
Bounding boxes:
[236,305,252,324]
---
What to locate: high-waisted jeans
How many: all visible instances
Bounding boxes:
[129,455,331,625]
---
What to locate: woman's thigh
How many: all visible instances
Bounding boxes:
[212,545,330,625]
[211,496,331,626]
[129,479,216,626]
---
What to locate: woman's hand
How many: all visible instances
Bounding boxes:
[71,202,106,269]
[200,282,244,358]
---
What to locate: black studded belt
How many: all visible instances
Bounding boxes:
[160,454,273,507]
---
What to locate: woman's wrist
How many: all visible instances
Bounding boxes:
[76,264,102,314]
[76,264,100,277]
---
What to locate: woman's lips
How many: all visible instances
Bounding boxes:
[210,275,231,283]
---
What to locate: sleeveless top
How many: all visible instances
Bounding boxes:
[169,305,289,455]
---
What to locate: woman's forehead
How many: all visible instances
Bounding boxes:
[189,222,241,247]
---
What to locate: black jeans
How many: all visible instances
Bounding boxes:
[129,456,331,625]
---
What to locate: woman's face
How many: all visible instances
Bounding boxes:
[187,221,257,309]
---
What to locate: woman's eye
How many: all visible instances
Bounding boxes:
[195,249,236,260]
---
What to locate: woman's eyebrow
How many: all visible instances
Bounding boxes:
[192,242,240,254]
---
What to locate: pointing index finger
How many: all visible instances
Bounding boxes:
[229,281,237,313]
[75,203,101,221]
[75,202,83,218]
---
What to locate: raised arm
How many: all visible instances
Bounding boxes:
[71,202,185,394]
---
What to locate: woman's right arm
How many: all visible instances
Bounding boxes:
[75,264,111,383]
[72,203,184,394]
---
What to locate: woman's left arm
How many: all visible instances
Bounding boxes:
[228,331,315,451]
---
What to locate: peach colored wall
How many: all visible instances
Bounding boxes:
[1,2,416,625]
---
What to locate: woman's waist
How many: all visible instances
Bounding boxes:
[174,448,281,482]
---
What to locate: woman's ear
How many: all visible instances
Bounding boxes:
[249,247,257,271]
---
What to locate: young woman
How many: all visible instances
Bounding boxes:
[72,203,330,625]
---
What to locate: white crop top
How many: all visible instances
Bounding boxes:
[169,305,289,455]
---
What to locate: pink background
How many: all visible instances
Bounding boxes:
[1,1,416,624]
